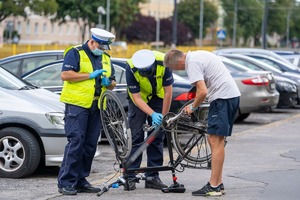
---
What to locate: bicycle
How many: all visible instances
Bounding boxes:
[97,90,212,197]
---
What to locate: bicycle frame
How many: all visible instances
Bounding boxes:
[97,109,211,196]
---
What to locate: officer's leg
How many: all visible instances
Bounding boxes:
[58,104,89,188]
[77,101,101,185]
[126,100,147,176]
[145,99,164,178]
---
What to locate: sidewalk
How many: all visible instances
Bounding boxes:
[51,113,300,200]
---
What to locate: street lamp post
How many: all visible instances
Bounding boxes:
[171,0,177,48]
[199,0,204,47]
[106,0,110,31]
[232,0,238,47]
[97,6,106,29]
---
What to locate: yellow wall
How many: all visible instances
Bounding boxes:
[0,44,216,59]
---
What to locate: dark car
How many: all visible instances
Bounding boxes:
[21,58,195,113]
[0,50,64,77]
[221,53,300,107]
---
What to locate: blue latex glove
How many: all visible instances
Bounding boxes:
[151,112,163,127]
[89,69,107,79]
[101,77,112,86]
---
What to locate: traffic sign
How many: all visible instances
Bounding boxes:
[217,29,226,40]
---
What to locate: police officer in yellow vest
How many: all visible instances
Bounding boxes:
[57,28,116,195]
[125,49,174,190]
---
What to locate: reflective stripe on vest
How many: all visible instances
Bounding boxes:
[60,45,111,108]
[127,51,165,103]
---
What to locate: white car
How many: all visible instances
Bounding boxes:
[0,66,66,178]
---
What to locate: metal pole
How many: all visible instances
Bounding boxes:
[286,9,291,48]
[262,0,269,49]
[156,0,160,50]
[106,0,110,31]
[199,0,204,47]
[171,0,177,48]
[232,0,238,47]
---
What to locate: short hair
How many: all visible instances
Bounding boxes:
[164,49,184,67]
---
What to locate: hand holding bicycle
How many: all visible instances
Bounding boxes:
[151,112,163,127]
[101,77,112,86]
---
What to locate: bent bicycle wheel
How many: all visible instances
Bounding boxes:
[99,90,132,161]
[171,99,211,164]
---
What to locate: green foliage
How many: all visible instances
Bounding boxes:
[0,0,58,22]
[221,0,262,45]
[177,0,218,39]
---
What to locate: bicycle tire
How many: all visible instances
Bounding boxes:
[99,90,132,161]
[171,99,211,164]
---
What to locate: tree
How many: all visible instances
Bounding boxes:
[177,0,218,40]
[221,0,262,46]
[55,0,146,42]
[123,14,194,46]
[0,0,57,22]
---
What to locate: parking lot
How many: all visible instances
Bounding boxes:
[0,106,300,200]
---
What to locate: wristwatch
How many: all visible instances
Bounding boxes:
[190,104,197,111]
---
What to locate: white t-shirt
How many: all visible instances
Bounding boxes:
[186,51,241,103]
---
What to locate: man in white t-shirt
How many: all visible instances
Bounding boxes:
[164,49,240,197]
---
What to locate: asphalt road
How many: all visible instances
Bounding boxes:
[0,106,300,200]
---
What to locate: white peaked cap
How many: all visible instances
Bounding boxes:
[132,49,155,69]
[90,28,115,43]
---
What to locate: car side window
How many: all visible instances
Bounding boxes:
[0,60,21,75]
[24,63,63,87]
[21,56,58,75]
[113,65,126,84]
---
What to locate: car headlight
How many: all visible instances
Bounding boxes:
[45,112,65,126]
[276,81,297,92]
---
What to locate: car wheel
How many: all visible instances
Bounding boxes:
[0,127,41,178]
[235,113,251,122]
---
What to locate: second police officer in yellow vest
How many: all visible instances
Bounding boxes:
[58,28,116,195]
[124,49,174,190]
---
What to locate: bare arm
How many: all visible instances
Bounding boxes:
[185,80,207,114]
[162,85,173,115]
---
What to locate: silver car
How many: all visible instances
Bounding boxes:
[0,67,66,178]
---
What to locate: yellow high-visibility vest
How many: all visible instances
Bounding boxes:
[127,51,165,103]
[60,45,111,108]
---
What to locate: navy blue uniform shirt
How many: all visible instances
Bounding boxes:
[126,62,174,97]
[62,41,115,96]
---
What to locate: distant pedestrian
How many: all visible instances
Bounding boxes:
[164,49,240,196]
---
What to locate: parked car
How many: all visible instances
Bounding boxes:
[173,57,279,121]
[271,50,300,68]
[244,53,300,74]
[221,53,300,107]
[0,50,64,77]
[0,66,66,178]
[22,58,195,114]
[213,48,291,65]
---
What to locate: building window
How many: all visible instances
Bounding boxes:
[51,23,55,34]
[66,24,70,35]
[34,22,39,35]
[43,23,47,33]
[73,25,78,36]
[26,20,31,35]
[17,21,22,34]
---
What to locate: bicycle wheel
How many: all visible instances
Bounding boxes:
[171,99,211,164]
[99,90,132,161]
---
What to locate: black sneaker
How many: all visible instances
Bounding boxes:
[76,183,101,193]
[58,186,77,195]
[192,182,222,196]
[123,179,136,191]
[219,183,226,195]
[145,177,168,189]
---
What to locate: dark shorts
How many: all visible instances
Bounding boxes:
[207,97,240,137]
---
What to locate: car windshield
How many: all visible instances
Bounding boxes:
[0,67,28,90]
